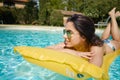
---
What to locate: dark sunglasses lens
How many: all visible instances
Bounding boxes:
[63,29,71,38]
[67,31,71,38]
[63,29,65,34]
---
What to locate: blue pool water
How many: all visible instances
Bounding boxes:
[0,29,120,80]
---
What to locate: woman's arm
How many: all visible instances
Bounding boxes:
[46,42,94,59]
[89,46,104,67]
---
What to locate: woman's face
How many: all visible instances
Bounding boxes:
[63,22,86,50]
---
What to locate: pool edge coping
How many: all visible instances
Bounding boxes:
[0,25,64,30]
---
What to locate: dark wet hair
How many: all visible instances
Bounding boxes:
[67,14,103,47]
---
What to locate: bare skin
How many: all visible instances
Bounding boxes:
[101,7,120,54]
[47,8,120,67]
[47,42,94,59]
[47,21,104,67]
[102,8,120,41]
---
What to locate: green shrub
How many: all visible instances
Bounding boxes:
[117,17,120,27]
[0,7,17,24]
[50,10,63,26]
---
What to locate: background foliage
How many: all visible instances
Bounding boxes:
[0,0,120,26]
[39,0,120,26]
[0,0,38,24]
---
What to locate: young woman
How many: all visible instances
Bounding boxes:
[101,7,120,54]
[47,14,104,67]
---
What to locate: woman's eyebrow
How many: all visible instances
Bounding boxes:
[63,29,72,33]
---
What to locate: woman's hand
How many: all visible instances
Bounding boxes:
[60,49,94,60]
[46,43,94,60]
[75,51,94,60]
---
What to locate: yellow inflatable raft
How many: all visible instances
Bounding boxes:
[14,46,120,80]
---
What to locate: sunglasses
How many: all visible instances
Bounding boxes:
[63,29,72,38]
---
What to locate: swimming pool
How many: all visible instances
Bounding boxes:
[0,28,120,80]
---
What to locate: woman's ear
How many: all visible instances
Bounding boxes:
[81,35,86,41]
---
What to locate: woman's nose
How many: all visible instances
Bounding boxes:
[63,33,68,39]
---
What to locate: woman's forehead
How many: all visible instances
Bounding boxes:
[65,22,75,30]
[65,22,80,34]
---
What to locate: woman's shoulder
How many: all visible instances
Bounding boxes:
[90,45,104,54]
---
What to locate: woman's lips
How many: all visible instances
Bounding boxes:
[64,40,69,45]
[64,41,67,45]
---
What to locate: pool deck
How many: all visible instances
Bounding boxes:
[0,24,64,30]
[0,24,103,33]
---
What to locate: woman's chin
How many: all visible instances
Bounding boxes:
[64,45,73,48]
